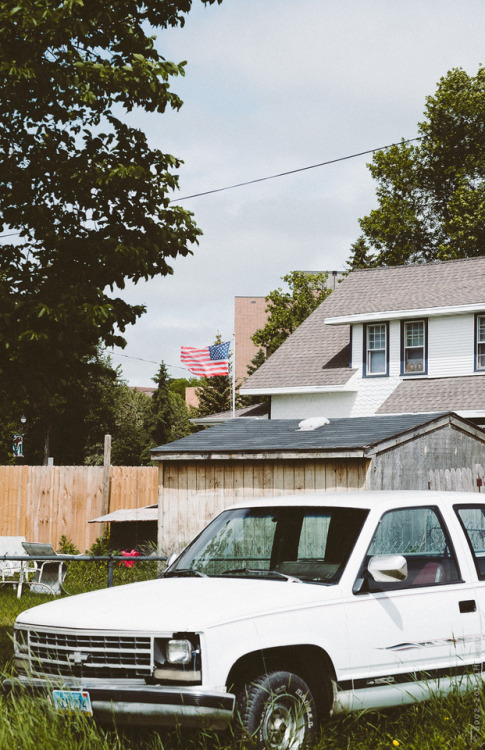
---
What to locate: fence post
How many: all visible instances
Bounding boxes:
[107,556,114,588]
[102,435,111,518]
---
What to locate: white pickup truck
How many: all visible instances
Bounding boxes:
[7,491,485,749]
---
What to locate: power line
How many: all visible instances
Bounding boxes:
[108,349,190,374]
[109,350,159,366]
[0,136,422,238]
[173,137,423,201]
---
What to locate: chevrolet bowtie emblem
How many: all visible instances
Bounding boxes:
[67,651,90,665]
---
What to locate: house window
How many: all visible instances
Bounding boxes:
[365,323,388,376]
[402,320,427,375]
[476,315,485,371]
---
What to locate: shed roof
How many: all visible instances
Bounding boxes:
[151,412,484,460]
[89,506,158,524]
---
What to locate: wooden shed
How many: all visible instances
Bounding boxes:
[151,412,485,553]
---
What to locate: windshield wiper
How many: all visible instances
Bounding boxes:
[220,567,302,583]
[163,568,208,578]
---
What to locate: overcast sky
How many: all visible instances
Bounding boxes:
[110,0,485,386]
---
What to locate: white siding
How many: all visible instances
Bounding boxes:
[271,375,400,419]
[348,374,401,416]
[271,313,481,419]
[271,392,357,419]
[389,320,401,377]
[353,314,476,378]
[428,314,475,377]
[351,324,363,375]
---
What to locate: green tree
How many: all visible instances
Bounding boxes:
[110,386,153,466]
[150,362,192,446]
[196,375,231,417]
[247,348,267,377]
[4,348,122,465]
[0,0,222,419]
[252,271,332,358]
[169,376,199,401]
[358,66,485,265]
[346,236,376,271]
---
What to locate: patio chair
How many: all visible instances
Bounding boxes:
[20,542,67,596]
[0,536,37,597]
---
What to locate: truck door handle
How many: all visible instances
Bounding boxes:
[459,600,476,613]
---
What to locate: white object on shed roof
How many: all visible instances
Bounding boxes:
[297,417,330,431]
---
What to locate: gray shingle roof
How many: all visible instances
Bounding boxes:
[322,256,485,318]
[152,412,451,457]
[241,257,485,392]
[378,375,485,414]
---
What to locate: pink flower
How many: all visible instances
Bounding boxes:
[121,549,139,568]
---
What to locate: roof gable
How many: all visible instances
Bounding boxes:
[324,256,485,319]
[241,257,485,393]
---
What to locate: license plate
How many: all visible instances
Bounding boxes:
[52,689,93,716]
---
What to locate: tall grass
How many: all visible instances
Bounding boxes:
[0,686,483,750]
[0,538,483,749]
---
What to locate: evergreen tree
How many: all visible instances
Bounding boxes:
[150,362,192,446]
[196,376,231,417]
[150,363,172,447]
[346,237,376,270]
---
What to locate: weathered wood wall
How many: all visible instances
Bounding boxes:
[368,423,485,491]
[0,465,158,550]
[158,458,370,553]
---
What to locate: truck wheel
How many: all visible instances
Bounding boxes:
[235,670,317,750]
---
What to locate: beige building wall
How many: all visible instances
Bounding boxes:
[184,386,199,409]
[234,296,268,385]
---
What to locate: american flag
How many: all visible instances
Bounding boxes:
[180,341,230,377]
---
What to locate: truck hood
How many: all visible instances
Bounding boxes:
[16,577,340,632]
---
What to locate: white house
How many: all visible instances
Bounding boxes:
[240,257,485,424]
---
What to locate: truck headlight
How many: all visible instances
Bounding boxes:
[166,639,193,664]
[14,627,28,655]
[152,635,201,684]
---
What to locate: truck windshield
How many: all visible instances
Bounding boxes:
[166,506,368,585]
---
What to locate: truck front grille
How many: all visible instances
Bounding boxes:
[18,627,152,680]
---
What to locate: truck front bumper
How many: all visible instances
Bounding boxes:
[4,676,235,730]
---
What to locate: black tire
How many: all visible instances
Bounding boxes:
[235,670,317,750]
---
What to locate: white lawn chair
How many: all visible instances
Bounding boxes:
[20,542,66,596]
[0,536,37,596]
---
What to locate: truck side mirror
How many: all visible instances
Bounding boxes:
[166,552,179,569]
[368,554,408,583]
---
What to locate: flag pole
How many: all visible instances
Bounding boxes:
[232,335,236,418]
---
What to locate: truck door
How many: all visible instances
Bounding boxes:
[346,505,481,710]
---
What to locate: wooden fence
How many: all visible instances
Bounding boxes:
[0,465,158,551]
[427,464,484,492]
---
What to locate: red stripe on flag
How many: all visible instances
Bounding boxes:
[181,346,229,377]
